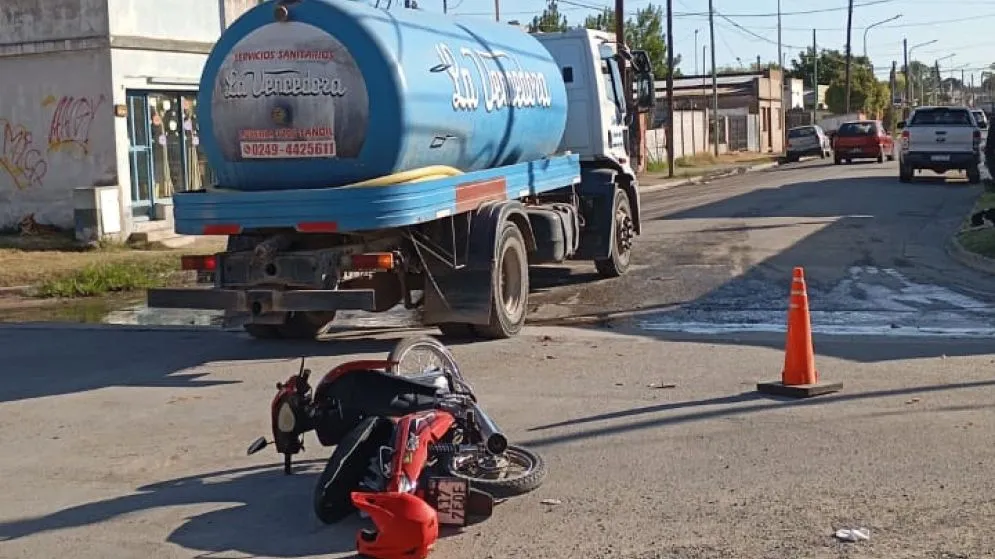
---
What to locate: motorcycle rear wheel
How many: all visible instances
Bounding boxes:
[443,444,547,499]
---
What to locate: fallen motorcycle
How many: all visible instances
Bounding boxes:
[246,335,547,529]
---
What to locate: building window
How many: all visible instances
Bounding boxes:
[126,90,215,218]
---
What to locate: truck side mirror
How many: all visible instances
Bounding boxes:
[631,50,655,113]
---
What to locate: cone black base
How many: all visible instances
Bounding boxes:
[757,380,843,398]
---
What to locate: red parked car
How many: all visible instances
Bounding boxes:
[833,120,895,164]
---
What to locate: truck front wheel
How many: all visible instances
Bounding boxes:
[474,222,529,339]
[594,189,634,278]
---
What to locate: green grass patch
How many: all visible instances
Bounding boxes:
[675,153,719,168]
[35,257,181,298]
[645,160,669,173]
[955,191,995,259]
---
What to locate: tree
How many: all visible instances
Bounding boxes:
[824,63,889,117]
[582,8,615,31]
[788,49,871,87]
[528,0,568,33]
[582,4,682,78]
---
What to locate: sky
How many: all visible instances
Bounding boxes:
[419,0,995,83]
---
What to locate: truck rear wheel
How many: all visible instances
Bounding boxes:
[474,222,529,339]
[243,312,333,340]
[899,164,913,183]
[968,166,982,184]
[278,311,334,339]
[594,189,634,278]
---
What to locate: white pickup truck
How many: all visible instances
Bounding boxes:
[897,106,983,183]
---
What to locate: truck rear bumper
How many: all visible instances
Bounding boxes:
[901,151,980,169]
[147,287,377,313]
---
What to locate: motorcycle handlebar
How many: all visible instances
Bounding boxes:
[469,401,508,455]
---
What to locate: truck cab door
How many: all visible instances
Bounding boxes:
[598,46,630,164]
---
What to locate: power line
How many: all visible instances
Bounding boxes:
[733,12,995,31]
[675,0,894,18]
[456,0,896,18]
[713,9,805,50]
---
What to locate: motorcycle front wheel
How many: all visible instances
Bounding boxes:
[386,335,466,386]
[442,444,547,499]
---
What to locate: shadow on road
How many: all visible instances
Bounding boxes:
[0,460,363,556]
[0,458,484,557]
[520,379,995,449]
[0,326,479,404]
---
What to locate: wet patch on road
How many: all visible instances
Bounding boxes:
[637,266,995,337]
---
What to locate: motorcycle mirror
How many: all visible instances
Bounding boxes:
[298,356,306,376]
[247,437,268,455]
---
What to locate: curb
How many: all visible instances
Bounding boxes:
[0,285,34,297]
[946,234,995,275]
[640,161,781,193]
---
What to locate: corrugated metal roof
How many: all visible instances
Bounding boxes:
[655,74,762,90]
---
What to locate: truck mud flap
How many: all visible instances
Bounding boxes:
[573,168,635,260]
[419,201,534,327]
[147,288,377,313]
[420,265,493,326]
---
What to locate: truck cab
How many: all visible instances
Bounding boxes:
[533,28,655,177]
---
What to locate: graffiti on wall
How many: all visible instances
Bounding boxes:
[0,119,48,190]
[42,94,106,156]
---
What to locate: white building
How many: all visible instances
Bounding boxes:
[0,0,259,241]
[782,78,805,110]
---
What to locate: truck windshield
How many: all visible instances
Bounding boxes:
[837,122,876,136]
[910,108,973,126]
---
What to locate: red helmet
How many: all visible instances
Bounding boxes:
[351,491,439,559]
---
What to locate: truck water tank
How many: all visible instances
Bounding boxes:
[199,0,570,191]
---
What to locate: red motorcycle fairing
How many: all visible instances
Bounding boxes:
[271,373,311,456]
[385,410,456,494]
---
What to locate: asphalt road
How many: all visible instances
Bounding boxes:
[530,157,995,337]
[3,159,995,559]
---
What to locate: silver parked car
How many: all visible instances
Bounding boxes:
[786,125,832,162]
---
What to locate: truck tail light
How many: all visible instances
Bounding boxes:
[181,255,217,271]
[202,224,242,235]
[974,129,982,151]
[343,252,396,271]
[900,130,910,151]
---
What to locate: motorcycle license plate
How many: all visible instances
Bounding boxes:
[425,477,469,526]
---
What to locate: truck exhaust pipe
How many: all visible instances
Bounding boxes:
[469,402,508,455]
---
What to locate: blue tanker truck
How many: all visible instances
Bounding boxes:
[147,0,656,340]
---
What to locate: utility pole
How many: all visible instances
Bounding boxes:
[903,39,910,118]
[777,0,785,154]
[494,0,499,22]
[709,0,719,156]
[694,29,699,75]
[811,29,818,123]
[971,72,975,107]
[777,0,782,71]
[442,0,447,14]
[666,0,675,177]
[843,0,854,113]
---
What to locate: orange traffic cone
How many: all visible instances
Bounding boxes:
[757,267,843,398]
